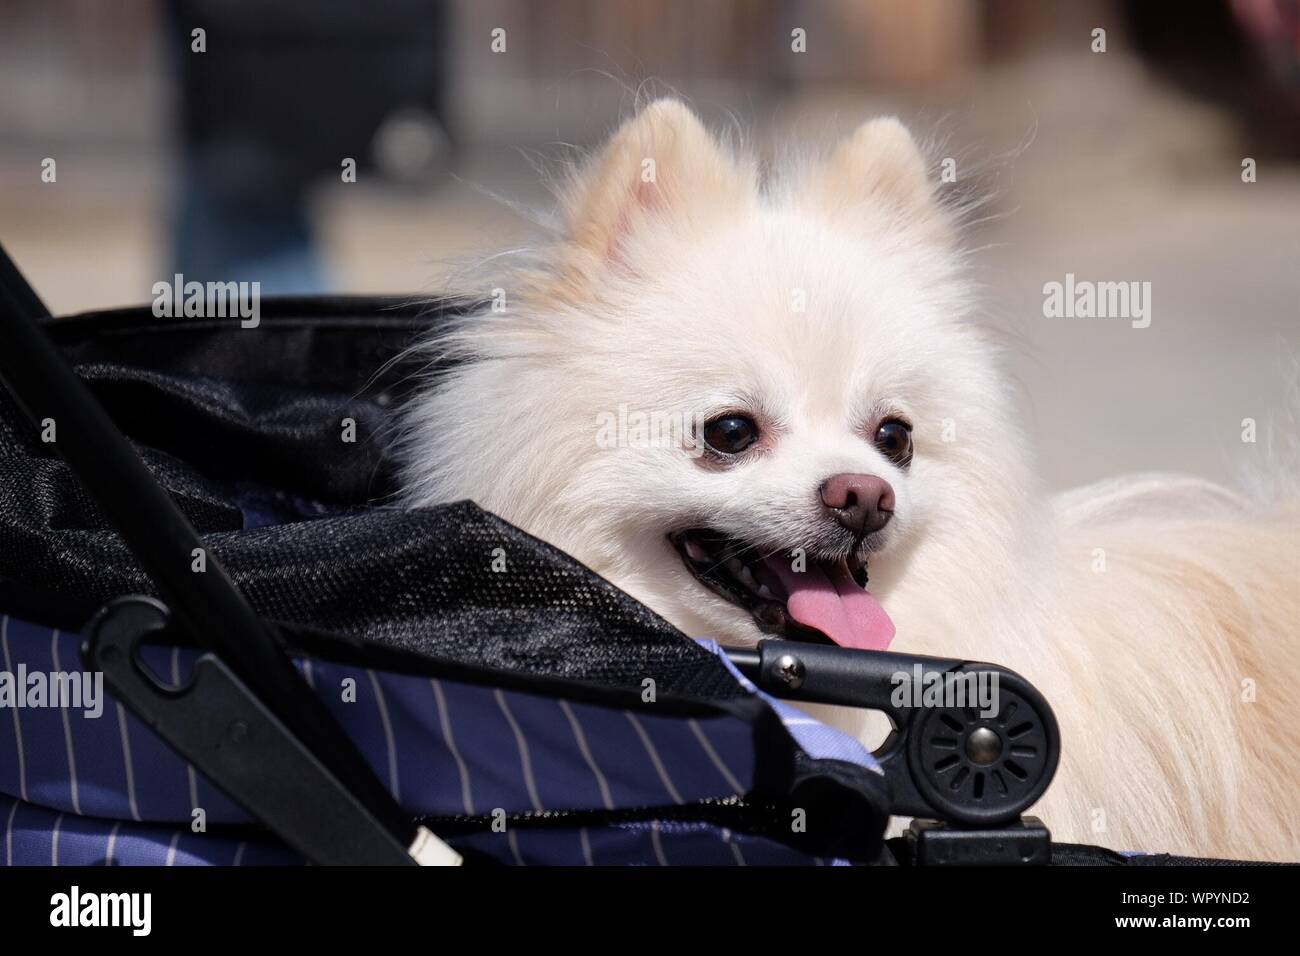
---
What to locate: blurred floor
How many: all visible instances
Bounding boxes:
[961,53,1300,490]
[1,52,1297,492]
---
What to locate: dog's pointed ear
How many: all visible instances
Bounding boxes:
[804,118,952,243]
[564,99,751,263]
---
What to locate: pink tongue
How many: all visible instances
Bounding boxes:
[762,556,895,651]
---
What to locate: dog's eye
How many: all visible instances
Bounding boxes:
[874,419,913,467]
[702,415,759,455]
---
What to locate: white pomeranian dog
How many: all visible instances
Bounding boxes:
[399,99,1300,861]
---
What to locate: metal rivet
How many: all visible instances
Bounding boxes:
[965,726,1002,765]
[775,653,805,689]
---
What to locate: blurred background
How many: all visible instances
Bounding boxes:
[1,0,1298,489]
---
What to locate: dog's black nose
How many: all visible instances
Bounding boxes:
[820,473,894,536]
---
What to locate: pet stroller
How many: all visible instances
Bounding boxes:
[0,242,1215,866]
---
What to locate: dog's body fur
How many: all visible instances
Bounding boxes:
[400,101,1300,860]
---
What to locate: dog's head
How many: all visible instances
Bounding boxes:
[402,100,1035,648]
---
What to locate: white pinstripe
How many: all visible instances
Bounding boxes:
[50,631,81,815]
[430,679,474,814]
[688,718,745,795]
[649,821,668,866]
[1,615,29,801]
[507,828,525,866]
[624,713,684,804]
[106,820,120,866]
[721,827,747,866]
[559,700,613,810]
[51,812,62,865]
[366,670,399,799]
[495,690,542,811]
[115,703,142,821]
[165,830,180,866]
[579,827,594,866]
[4,797,18,866]
[233,841,246,866]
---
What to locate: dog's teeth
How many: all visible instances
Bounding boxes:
[685,540,710,562]
[757,584,773,599]
[725,558,744,575]
[736,565,757,589]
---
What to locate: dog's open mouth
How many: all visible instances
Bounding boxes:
[668,529,895,650]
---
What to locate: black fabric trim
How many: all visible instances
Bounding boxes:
[1049,842,1293,867]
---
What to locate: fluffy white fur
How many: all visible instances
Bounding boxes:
[399,100,1300,860]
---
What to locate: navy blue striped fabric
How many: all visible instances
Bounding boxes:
[2,794,298,866]
[0,614,876,865]
[2,792,846,867]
